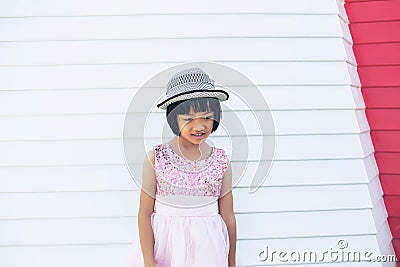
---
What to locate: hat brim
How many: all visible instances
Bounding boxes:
[157,89,229,110]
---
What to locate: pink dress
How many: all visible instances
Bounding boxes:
[133,143,230,267]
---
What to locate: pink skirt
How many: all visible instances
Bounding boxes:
[133,200,230,267]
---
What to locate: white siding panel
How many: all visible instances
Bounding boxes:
[371,198,389,237]
[233,184,373,213]
[0,62,359,90]
[232,156,377,187]
[0,165,134,193]
[377,220,394,257]
[0,110,369,141]
[0,0,340,17]
[0,86,363,116]
[0,37,354,65]
[0,38,353,65]
[337,6,353,44]
[368,176,384,209]
[236,210,376,239]
[0,244,136,267]
[0,156,377,193]
[0,15,344,41]
[0,217,134,245]
[0,135,373,167]
[337,0,349,23]
[0,184,373,219]
[344,39,357,65]
[0,236,384,267]
[0,210,377,245]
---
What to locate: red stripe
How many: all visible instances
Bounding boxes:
[389,218,400,238]
[362,87,400,108]
[381,175,400,195]
[344,0,400,258]
[384,196,400,216]
[358,66,400,87]
[371,131,400,152]
[346,0,392,2]
[366,109,400,130]
[353,43,400,65]
[345,0,400,22]
[394,238,400,264]
[349,21,400,43]
[375,152,400,174]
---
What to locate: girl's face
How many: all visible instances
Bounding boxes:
[177,107,214,145]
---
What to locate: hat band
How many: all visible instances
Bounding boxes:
[157,89,229,109]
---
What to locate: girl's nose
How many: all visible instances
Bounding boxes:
[193,120,206,131]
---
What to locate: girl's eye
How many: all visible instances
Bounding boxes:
[204,116,213,120]
[184,118,193,122]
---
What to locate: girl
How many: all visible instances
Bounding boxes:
[136,67,236,267]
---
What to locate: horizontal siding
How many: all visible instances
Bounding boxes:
[0,135,375,166]
[0,0,391,266]
[0,15,351,42]
[371,131,400,152]
[381,175,400,195]
[362,87,400,108]
[375,153,400,174]
[358,66,400,87]
[0,184,376,219]
[0,62,360,90]
[0,210,379,245]
[0,86,364,115]
[367,109,400,130]
[0,110,370,139]
[388,218,400,238]
[0,38,355,65]
[0,155,378,193]
[0,0,341,17]
[346,0,398,263]
[353,43,400,66]
[345,0,400,23]
[0,236,385,267]
[384,196,400,217]
[349,21,400,44]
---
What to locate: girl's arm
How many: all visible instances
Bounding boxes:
[138,149,158,267]
[218,162,237,267]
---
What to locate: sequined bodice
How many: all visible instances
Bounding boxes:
[154,143,229,197]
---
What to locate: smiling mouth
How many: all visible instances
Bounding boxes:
[191,133,205,136]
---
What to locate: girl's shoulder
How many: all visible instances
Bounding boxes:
[213,146,229,163]
[152,143,172,152]
[213,145,227,155]
[152,143,169,160]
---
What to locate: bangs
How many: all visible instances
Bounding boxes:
[171,97,219,115]
[166,97,222,136]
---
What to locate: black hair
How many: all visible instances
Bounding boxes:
[166,97,222,136]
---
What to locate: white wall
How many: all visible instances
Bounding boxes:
[0,0,394,266]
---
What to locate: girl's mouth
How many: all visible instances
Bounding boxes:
[191,132,206,139]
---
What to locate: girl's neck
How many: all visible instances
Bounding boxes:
[172,136,209,161]
[177,136,200,149]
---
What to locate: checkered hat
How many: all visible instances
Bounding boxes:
[157,67,229,110]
